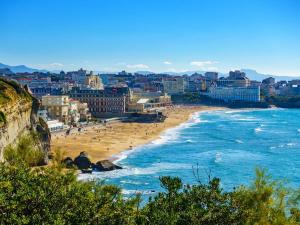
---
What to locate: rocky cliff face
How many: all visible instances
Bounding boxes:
[0,78,50,164]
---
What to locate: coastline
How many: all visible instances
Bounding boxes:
[51,105,226,162]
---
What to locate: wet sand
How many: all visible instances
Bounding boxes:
[51,105,225,162]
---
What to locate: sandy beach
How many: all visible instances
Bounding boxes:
[51,105,225,162]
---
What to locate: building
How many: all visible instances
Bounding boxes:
[128,92,172,112]
[29,86,63,99]
[217,76,250,87]
[228,70,246,79]
[69,99,80,123]
[215,70,251,88]
[41,95,69,123]
[261,77,275,96]
[262,77,275,85]
[69,87,127,117]
[205,72,218,80]
[207,86,260,102]
[46,120,64,132]
[162,77,186,94]
[77,102,91,121]
[84,72,104,90]
[68,68,88,85]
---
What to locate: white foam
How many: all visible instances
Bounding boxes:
[287,143,296,147]
[236,117,259,121]
[122,189,155,195]
[120,180,142,185]
[78,162,191,181]
[255,127,263,133]
[235,139,244,144]
[214,152,222,163]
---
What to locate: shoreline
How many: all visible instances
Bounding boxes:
[51,105,226,162]
[108,109,213,163]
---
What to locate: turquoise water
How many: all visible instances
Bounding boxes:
[80,108,300,197]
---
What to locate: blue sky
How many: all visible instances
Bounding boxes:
[0,0,299,75]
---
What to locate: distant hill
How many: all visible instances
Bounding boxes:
[1,62,299,81]
[241,69,300,81]
[0,63,48,73]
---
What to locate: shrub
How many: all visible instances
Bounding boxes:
[3,132,46,166]
[0,111,6,124]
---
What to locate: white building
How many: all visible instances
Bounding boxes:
[46,120,64,132]
[207,86,260,102]
[41,95,69,123]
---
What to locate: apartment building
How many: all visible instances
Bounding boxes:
[69,87,128,117]
[41,95,69,123]
[162,77,186,94]
[207,86,260,102]
[84,72,104,90]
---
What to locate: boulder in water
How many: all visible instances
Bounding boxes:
[74,151,92,170]
[93,160,122,171]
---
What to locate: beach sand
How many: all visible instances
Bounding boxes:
[51,105,225,162]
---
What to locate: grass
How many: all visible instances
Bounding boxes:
[0,111,6,125]
[0,78,32,106]
[3,132,46,166]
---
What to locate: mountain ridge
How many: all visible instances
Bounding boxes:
[1,62,299,81]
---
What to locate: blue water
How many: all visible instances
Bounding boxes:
[79,108,300,197]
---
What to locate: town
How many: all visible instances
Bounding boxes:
[1,67,300,132]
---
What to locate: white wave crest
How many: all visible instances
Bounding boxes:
[78,162,191,181]
[122,189,155,195]
[235,139,244,144]
[214,152,222,163]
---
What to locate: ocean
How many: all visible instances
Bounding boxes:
[79,108,300,198]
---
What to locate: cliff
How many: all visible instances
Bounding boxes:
[0,78,51,164]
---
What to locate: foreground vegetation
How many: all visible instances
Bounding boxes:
[3,132,46,167]
[0,159,299,225]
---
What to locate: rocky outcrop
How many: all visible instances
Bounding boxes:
[62,157,75,168]
[67,151,122,172]
[74,151,92,170]
[93,160,122,171]
[0,78,51,164]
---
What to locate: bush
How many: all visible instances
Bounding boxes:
[3,132,46,166]
[0,162,299,224]
[0,163,139,225]
[0,111,6,124]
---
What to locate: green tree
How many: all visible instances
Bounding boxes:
[232,168,299,225]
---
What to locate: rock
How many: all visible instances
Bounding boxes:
[62,157,74,168]
[93,160,122,171]
[74,152,92,170]
[81,168,93,174]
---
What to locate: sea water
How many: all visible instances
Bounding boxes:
[79,108,300,198]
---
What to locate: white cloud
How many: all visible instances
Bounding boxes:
[49,62,64,67]
[190,61,218,71]
[126,64,149,69]
[190,61,217,67]
[166,68,190,73]
[163,61,172,65]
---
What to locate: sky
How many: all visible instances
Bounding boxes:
[0,0,300,76]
